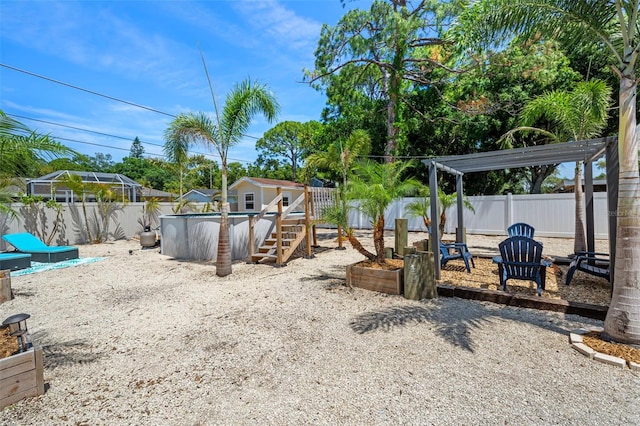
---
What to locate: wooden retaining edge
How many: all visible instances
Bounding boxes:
[436,284,608,321]
[0,346,44,409]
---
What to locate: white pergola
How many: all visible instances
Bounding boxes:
[422,136,618,281]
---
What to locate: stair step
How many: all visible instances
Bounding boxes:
[264,238,296,243]
[251,254,277,261]
[259,246,286,252]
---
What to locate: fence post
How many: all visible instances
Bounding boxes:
[505,192,513,232]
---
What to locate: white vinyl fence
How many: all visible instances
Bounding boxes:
[348,192,610,239]
[0,202,177,250]
[0,192,610,251]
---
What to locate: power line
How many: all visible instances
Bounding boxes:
[10,113,254,164]
[1,63,176,118]
[1,63,262,140]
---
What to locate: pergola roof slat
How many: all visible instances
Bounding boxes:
[428,138,614,173]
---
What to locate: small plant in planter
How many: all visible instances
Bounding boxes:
[322,160,420,293]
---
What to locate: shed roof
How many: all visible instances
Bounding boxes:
[230,177,304,190]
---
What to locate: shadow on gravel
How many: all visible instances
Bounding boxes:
[349,298,598,353]
[31,331,103,370]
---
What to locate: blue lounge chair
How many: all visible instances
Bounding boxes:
[565,251,610,286]
[507,222,535,238]
[0,252,31,271]
[2,233,79,263]
[494,236,549,296]
[439,241,475,273]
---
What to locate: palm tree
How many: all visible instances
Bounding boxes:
[456,0,639,345]
[304,129,371,188]
[501,81,612,253]
[162,132,189,201]
[324,160,420,264]
[405,186,431,230]
[405,187,475,235]
[164,78,279,277]
[1,110,76,219]
[0,110,75,178]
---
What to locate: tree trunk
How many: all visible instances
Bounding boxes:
[346,234,375,261]
[603,73,640,346]
[216,165,232,277]
[373,216,386,264]
[383,69,401,163]
[573,161,587,253]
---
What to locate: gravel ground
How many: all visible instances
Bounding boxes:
[0,230,638,425]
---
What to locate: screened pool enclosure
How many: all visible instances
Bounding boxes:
[26,170,142,203]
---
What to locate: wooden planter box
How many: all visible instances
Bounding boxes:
[0,346,44,409]
[346,263,404,295]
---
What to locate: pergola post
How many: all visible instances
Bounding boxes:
[429,162,441,280]
[584,161,595,253]
[456,174,464,243]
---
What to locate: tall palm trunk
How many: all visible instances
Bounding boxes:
[603,73,640,346]
[216,165,232,277]
[573,161,587,253]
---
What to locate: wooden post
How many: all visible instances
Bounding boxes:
[0,270,11,304]
[304,186,312,258]
[404,253,424,300]
[312,224,318,247]
[395,218,408,256]
[420,251,437,299]
[337,225,344,249]
[248,216,255,261]
[412,239,429,252]
[276,187,283,266]
[384,247,394,259]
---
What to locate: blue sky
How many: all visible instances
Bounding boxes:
[1,0,364,166]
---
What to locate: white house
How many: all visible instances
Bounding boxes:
[229,177,305,213]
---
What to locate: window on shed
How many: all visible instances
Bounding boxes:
[245,193,255,210]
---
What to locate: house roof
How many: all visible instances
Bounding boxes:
[141,187,177,199]
[554,178,607,193]
[229,177,304,190]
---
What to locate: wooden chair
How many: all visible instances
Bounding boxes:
[495,236,548,296]
[565,251,610,285]
[507,222,535,238]
[439,241,475,273]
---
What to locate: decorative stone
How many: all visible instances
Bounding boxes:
[629,361,640,372]
[569,333,583,344]
[571,342,595,359]
[593,352,627,368]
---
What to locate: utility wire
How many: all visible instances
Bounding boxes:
[1,63,176,118]
[10,113,254,164]
[1,63,261,140]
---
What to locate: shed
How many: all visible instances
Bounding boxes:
[229,177,305,213]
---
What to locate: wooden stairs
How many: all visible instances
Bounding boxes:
[250,218,307,264]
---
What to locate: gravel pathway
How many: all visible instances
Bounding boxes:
[0,232,638,425]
